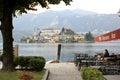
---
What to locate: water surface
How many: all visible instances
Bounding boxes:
[0,41,120,62]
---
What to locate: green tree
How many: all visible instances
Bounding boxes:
[85,32,94,42]
[60,27,76,35]
[0,0,72,72]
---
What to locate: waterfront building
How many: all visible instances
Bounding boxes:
[40,28,60,36]
[50,35,59,43]
[21,27,86,43]
[74,34,85,41]
[39,28,60,43]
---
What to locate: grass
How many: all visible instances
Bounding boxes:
[0,70,45,80]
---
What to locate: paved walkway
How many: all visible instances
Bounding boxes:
[45,63,83,80]
[45,63,120,80]
[104,75,120,80]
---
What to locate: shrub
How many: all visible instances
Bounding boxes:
[81,66,106,80]
[14,56,46,70]
[29,58,45,71]
[14,56,27,69]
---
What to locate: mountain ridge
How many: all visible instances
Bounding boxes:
[5,9,120,41]
[13,9,120,32]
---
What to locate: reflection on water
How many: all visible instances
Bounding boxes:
[0,41,120,62]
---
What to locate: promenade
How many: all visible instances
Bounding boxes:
[45,63,120,80]
[45,63,83,80]
[104,75,120,80]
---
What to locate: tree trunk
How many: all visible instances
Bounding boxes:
[0,1,14,72]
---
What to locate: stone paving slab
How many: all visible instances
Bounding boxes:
[104,75,120,80]
[45,63,83,80]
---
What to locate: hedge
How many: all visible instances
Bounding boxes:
[29,58,45,71]
[81,66,106,80]
[14,56,46,71]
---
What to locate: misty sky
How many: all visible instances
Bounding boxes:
[30,0,120,14]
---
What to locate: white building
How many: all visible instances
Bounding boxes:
[40,28,60,36]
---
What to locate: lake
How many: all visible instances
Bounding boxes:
[0,40,120,62]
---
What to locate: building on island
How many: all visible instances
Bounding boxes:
[40,28,60,36]
[21,27,85,43]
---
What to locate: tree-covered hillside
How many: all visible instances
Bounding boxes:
[13,9,120,32]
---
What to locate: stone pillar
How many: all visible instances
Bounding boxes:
[14,44,18,56]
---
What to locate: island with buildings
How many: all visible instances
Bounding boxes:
[21,27,94,43]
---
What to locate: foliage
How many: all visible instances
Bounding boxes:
[14,56,46,71]
[0,0,72,18]
[81,66,106,80]
[14,56,27,68]
[20,36,28,43]
[60,27,76,35]
[20,36,37,43]
[29,58,45,71]
[85,32,94,42]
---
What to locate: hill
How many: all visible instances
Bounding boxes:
[1,9,120,42]
[13,9,120,32]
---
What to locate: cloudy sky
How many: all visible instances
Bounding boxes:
[30,0,120,14]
